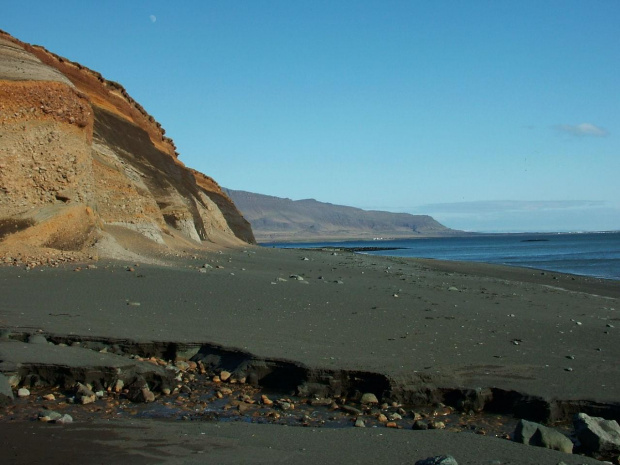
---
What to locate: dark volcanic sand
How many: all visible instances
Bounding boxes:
[1,246,618,464]
[0,420,605,465]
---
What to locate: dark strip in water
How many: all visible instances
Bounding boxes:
[301,246,406,253]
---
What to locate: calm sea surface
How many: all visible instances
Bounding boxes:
[264,232,620,281]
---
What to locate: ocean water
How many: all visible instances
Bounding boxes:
[264,232,620,281]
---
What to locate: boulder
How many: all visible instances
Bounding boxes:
[415,455,458,465]
[75,382,96,404]
[574,412,620,456]
[55,414,73,424]
[38,410,62,422]
[0,373,14,404]
[360,392,379,404]
[513,419,573,454]
[28,334,48,345]
[412,420,429,430]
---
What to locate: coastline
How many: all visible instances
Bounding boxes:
[264,231,620,282]
[1,246,618,463]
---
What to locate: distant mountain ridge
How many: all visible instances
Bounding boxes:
[225,189,456,242]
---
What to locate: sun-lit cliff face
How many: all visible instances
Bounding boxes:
[0,30,255,263]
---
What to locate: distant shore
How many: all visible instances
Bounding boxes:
[263,231,620,281]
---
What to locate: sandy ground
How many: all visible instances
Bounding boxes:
[1,245,618,463]
[0,419,605,465]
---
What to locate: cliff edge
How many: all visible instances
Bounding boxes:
[0,31,255,265]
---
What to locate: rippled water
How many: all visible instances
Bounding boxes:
[265,231,620,281]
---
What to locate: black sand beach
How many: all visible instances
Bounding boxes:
[1,246,618,464]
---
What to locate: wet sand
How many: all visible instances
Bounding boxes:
[1,246,618,463]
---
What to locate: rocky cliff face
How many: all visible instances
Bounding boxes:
[0,31,254,263]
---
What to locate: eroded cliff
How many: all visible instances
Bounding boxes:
[0,31,254,264]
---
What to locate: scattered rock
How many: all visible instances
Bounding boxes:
[0,374,14,403]
[75,383,96,404]
[17,388,30,398]
[429,420,446,430]
[340,405,363,416]
[55,414,73,424]
[220,370,232,382]
[412,420,429,430]
[42,393,55,401]
[360,392,379,405]
[415,455,458,465]
[354,418,365,427]
[574,412,620,456]
[7,375,20,389]
[28,334,48,344]
[175,360,190,371]
[237,402,253,414]
[113,379,124,393]
[513,419,573,454]
[448,286,459,292]
[277,400,293,410]
[38,410,62,422]
[140,387,156,403]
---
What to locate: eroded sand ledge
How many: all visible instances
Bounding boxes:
[1,246,618,464]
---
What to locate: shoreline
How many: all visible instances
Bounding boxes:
[1,246,618,463]
[261,231,620,282]
[259,230,620,244]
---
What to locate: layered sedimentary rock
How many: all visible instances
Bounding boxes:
[0,31,254,260]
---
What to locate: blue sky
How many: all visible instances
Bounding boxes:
[2,1,618,232]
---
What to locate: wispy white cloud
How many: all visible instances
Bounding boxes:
[149,14,157,23]
[412,200,617,232]
[554,123,609,137]
[416,200,606,215]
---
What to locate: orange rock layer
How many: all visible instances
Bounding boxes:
[0,30,255,262]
